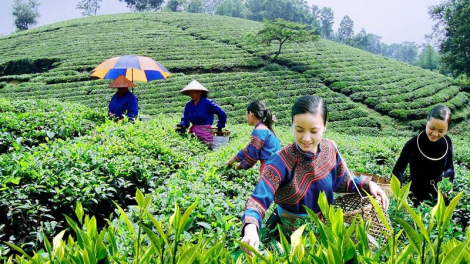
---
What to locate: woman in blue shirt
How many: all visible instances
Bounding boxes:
[240,95,389,256]
[226,100,281,174]
[178,80,227,144]
[108,75,139,121]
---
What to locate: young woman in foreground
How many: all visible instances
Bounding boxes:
[240,95,389,255]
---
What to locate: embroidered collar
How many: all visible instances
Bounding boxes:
[254,121,263,129]
[293,142,321,160]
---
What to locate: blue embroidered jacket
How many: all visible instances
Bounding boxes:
[235,128,281,169]
[242,139,371,229]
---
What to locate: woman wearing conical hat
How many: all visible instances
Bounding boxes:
[177,80,227,144]
[108,75,139,121]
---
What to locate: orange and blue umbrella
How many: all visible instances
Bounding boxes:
[91,55,171,82]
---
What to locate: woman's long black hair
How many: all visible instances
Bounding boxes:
[247,100,276,135]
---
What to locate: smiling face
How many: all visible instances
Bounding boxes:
[292,113,327,153]
[426,117,448,142]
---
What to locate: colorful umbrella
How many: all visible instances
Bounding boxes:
[91,55,171,82]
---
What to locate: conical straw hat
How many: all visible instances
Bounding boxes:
[108,75,136,88]
[180,80,209,95]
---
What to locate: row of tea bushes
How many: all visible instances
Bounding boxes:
[0,98,105,154]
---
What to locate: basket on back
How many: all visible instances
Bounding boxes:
[333,171,391,247]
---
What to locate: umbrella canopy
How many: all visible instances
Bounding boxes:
[91,55,171,82]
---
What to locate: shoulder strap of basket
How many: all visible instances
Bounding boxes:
[336,148,364,199]
[336,149,369,217]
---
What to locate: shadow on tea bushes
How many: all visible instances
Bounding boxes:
[0,117,202,256]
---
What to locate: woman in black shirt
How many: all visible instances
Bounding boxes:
[392,105,454,206]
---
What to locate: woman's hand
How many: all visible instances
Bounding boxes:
[241,224,259,257]
[225,158,235,166]
[440,189,452,199]
[236,162,244,170]
[369,181,389,210]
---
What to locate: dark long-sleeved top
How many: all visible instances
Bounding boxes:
[392,133,454,184]
[179,97,227,129]
[108,91,139,119]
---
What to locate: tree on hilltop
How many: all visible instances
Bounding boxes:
[76,0,102,16]
[216,0,247,18]
[429,0,470,76]
[12,0,40,31]
[309,4,321,35]
[119,0,164,12]
[205,0,224,14]
[185,0,206,13]
[337,15,354,44]
[245,0,315,25]
[254,18,319,61]
[164,0,185,12]
[414,44,441,71]
[319,7,334,40]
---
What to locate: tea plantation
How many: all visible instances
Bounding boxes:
[1,12,469,263]
[1,13,469,134]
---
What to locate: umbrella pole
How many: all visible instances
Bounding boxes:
[132,69,134,93]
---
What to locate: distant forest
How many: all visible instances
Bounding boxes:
[9,0,449,74]
[114,0,442,72]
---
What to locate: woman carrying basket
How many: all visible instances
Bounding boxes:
[392,105,454,206]
[177,80,227,145]
[225,100,281,174]
[240,95,389,256]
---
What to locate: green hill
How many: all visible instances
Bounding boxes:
[0,12,468,135]
[1,13,470,260]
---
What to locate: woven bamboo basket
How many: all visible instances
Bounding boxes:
[333,172,391,246]
[355,171,393,197]
[209,127,231,137]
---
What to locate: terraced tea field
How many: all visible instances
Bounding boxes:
[0,12,468,135]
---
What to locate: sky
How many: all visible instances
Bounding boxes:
[0,0,444,45]
[307,0,444,44]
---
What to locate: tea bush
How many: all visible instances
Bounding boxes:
[1,13,468,133]
[0,98,106,154]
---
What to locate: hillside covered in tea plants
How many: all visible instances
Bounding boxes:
[1,12,470,262]
[1,12,469,136]
[0,98,469,262]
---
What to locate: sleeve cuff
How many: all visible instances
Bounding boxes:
[241,217,260,236]
[360,176,373,192]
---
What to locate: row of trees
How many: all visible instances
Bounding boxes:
[11,0,40,31]
[113,0,470,77]
[10,0,470,77]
